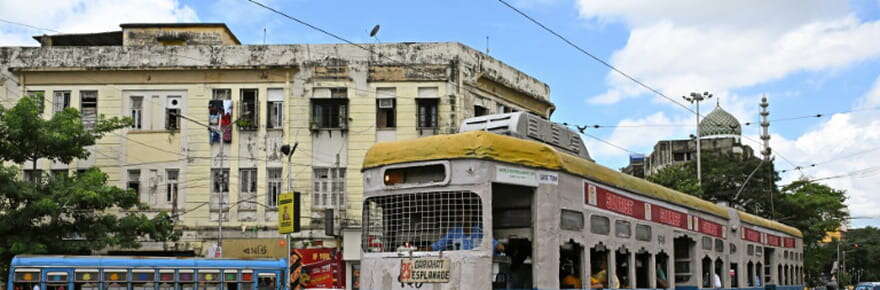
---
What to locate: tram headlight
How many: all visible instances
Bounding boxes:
[384,171,405,185]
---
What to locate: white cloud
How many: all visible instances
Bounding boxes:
[0,0,198,46]
[578,0,880,106]
[769,76,880,220]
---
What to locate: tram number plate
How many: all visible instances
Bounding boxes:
[400,258,450,283]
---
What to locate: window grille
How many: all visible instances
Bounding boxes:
[211,168,230,218]
[240,89,259,130]
[130,96,143,129]
[363,191,482,253]
[53,90,70,114]
[416,98,438,128]
[128,169,141,197]
[166,169,179,203]
[267,168,282,208]
[80,91,98,129]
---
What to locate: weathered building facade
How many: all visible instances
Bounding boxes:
[0,23,554,256]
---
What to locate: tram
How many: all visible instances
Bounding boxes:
[7,256,286,290]
[359,112,804,290]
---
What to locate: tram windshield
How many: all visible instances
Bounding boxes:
[363,191,483,252]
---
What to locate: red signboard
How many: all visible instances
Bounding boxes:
[744,228,761,243]
[698,219,723,238]
[593,184,645,219]
[290,248,345,289]
[767,234,781,247]
[783,237,796,248]
[650,205,688,229]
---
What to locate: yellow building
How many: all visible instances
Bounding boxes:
[0,23,555,255]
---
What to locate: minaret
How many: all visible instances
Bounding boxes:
[760,95,771,160]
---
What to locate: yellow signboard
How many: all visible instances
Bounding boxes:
[278,192,299,234]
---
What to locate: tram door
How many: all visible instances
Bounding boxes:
[491,183,534,289]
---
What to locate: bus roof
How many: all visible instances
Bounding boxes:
[363,131,802,238]
[10,255,286,269]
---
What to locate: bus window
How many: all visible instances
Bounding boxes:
[656,253,670,289]
[179,270,195,290]
[673,236,693,284]
[131,270,155,290]
[13,269,40,290]
[240,271,254,290]
[635,252,650,288]
[74,270,100,290]
[199,270,221,290]
[224,270,239,290]
[590,246,610,289]
[559,240,583,289]
[103,270,128,290]
[157,270,174,290]
[46,272,69,290]
[616,248,632,288]
[257,274,276,290]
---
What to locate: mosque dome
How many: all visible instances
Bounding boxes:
[698,103,741,138]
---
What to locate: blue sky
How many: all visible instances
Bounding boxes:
[2,0,879,228]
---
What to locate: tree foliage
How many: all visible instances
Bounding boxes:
[648,151,850,286]
[841,227,880,283]
[0,97,179,275]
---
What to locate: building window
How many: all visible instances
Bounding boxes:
[474,105,488,117]
[209,89,233,143]
[23,169,43,183]
[165,96,181,131]
[51,169,68,179]
[376,98,396,128]
[311,99,348,129]
[416,98,438,128]
[239,168,257,210]
[127,169,141,198]
[267,168,282,208]
[267,88,284,129]
[80,91,98,129]
[27,90,45,113]
[166,169,179,203]
[239,89,258,130]
[213,89,231,100]
[130,96,143,129]
[313,167,345,209]
[212,169,230,217]
[52,90,71,114]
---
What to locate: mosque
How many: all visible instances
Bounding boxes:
[621,102,756,178]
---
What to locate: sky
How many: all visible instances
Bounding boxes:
[1,0,879,228]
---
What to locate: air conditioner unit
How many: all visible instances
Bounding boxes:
[378,98,394,109]
[166,97,182,109]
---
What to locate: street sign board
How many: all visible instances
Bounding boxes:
[278,192,300,234]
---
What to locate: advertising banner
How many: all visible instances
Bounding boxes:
[290,248,344,289]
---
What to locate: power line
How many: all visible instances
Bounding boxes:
[561,123,643,155]
[0,18,60,33]
[779,145,880,174]
[495,0,695,115]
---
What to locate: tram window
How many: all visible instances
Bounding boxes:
[224,271,239,290]
[75,271,100,290]
[257,274,276,290]
[635,252,651,288]
[616,248,632,288]
[590,215,610,235]
[673,236,694,283]
[179,270,195,290]
[747,245,754,256]
[730,263,740,288]
[635,224,651,242]
[383,164,446,186]
[559,241,583,289]
[157,271,174,290]
[615,220,631,238]
[560,209,584,231]
[240,271,254,290]
[46,272,70,290]
[13,269,40,290]
[132,270,156,290]
[656,253,670,288]
[103,270,128,290]
[714,258,724,287]
[199,270,221,290]
[715,239,723,253]
[702,237,713,250]
[590,246,610,289]
[701,257,712,287]
[363,191,482,252]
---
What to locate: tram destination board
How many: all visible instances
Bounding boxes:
[399,257,451,283]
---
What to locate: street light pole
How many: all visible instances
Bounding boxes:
[683,92,713,186]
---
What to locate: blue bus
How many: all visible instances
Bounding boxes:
[7,256,286,290]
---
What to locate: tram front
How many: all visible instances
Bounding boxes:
[360,158,494,290]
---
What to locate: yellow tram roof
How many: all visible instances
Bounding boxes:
[363,131,802,238]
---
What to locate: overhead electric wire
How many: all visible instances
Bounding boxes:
[0,17,60,33]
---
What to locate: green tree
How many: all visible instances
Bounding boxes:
[0,97,179,275]
[842,227,880,283]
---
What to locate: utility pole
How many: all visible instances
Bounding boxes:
[683,92,713,185]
